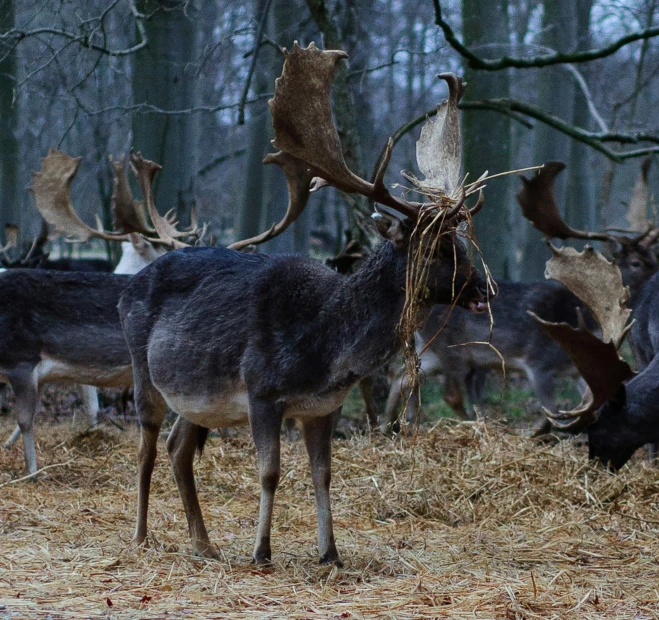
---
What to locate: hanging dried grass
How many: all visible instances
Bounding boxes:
[392,167,543,431]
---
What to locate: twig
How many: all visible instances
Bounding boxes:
[0,459,76,488]
[0,2,147,58]
[237,0,274,125]
[433,0,659,71]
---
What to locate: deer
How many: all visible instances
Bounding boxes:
[382,160,659,432]
[117,42,489,566]
[0,149,197,475]
[525,243,659,471]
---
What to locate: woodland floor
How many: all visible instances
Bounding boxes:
[1,385,659,619]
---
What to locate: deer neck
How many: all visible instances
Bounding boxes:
[333,241,428,373]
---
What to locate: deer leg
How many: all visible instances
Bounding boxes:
[133,380,168,547]
[302,412,341,566]
[3,425,21,449]
[7,366,39,475]
[0,383,9,413]
[78,385,99,429]
[248,396,282,565]
[381,371,407,433]
[528,368,555,436]
[166,416,218,559]
[443,373,469,420]
[357,376,379,430]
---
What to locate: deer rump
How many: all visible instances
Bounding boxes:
[0,270,133,387]
[119,246,404,428]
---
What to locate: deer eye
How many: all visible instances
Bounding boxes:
[631,259,642,268]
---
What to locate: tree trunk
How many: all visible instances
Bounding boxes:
[263,0,297,254]
[0,0,18,245]
[519,0,577,280]
[462,0,512,279]
[132,0,199,225]
[565,0,595,234]
[305,0,370,242]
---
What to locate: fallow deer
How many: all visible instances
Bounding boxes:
[527,244,657,471]
[383,161,658,432]
[118,43,489,566]
[0,150,196,475]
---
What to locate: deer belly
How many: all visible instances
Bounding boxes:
[162,391,250,428]
[283,388,351,419]
[36,356,133,387]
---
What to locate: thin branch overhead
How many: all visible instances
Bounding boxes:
[433,0,659,71]
[372,98,659,176]
[0,0,147,57]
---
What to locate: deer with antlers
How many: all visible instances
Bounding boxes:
[525,244,659,470]
[118,43,488,566]
[382,160,659,431]
[0,149,198,475]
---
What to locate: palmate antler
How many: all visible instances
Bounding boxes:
[528,245,635,431]
[231,42,483,249]
[518,160,659,250]
[31,148,200,249]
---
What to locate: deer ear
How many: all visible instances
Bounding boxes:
[372,212,406,246]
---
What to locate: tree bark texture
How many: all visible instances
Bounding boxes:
[462,0,512,279]
[132,0,199,226]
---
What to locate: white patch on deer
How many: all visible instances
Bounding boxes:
[36,355,132,387]
[163,387,351,429]
[163,390,250,428]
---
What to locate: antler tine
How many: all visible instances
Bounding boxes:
[528,246,635,432]
[468,189,485,216]
[32,149,133,244]
[517,162,612,243]
[229,151,314,251]
[267,42,422,222]
[129,151,190,249]
[111,155,156,235]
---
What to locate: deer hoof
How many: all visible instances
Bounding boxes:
[319,550,343,567]
[193,544,221,560]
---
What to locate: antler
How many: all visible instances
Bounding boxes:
[111,156,155,236]
[528,245,635,432]
[228,152,313,251]
[517,162,612,242]
[32,149,132,243]
[232,42,481,249]
[129,151,201,249]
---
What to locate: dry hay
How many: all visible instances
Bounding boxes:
[1,416,659,619]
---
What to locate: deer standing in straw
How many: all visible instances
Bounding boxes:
[118,43,490,566]
[0,150,198,475]
[383,161,659,432]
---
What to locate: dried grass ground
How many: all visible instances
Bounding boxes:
[1,404,659,618]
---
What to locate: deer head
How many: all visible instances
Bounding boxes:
[517,161,659,293]
[229,42,487,311]
[528,245,638,469]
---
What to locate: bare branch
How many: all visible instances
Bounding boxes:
[237,0,274,125]
[0,0,147,57]
[433,0,659,71]
[372,91,659,176]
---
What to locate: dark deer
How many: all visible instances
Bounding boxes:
[0,150,197,474]
[118,43,489,566]
[527,244,656,471]
[383,161,658,431]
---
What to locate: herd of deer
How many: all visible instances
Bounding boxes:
[1,43,658,567]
